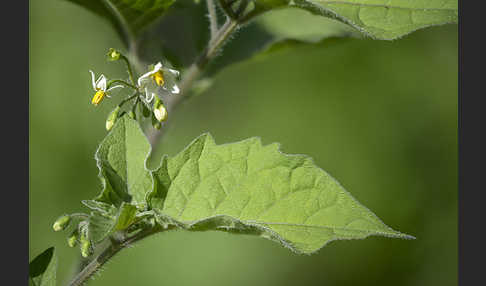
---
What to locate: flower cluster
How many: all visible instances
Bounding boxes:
[89,49,180,130]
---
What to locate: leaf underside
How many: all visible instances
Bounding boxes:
[64,0,176,45]
[252,0,458,40]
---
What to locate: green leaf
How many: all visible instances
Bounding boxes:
[114,202,138,230]
[257,7,357,42]
[207,9,352,78]
[150,134,413,254]
[94,115,153,207]
[64,0,176,45]
[29,247,57,286]
[82,200,118,215]
[88,211,116,243]
[252,36,351,63]
[246,0,457,40]
[88,202,138,242]
[293,0,458,40]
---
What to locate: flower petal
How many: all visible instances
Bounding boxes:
[144,87,155,103]
[166,68,180,77]
[96,75,107,91]
[154,62,163,71]
[171,84,180,94]
[89,70,97,90]
[106,85,124,92]
[138,70,155,86]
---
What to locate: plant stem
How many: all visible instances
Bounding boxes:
[118,92,139,108]
[107,79,138,90]
[69,13,240,286]
[147,18,239,146]
[67,226,166,286]
[121,55,137,86]
[207,0,219,39]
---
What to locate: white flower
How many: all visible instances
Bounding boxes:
[89,70,123,106]
[137,62,180,103]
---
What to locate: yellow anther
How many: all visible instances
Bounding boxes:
[152,71,165,86]
[91,90,106,106]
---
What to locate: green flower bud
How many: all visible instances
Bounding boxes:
[106,48,121,61]
[67,230,79,248]
[80,233,92,258]
[128,110,136,119]
[106,106,120,131]
[53,215,71,231]
[151,113,161,129]
[140,102,151,118]
[153,97,168,122]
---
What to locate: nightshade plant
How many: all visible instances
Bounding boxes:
[29,0,458,285]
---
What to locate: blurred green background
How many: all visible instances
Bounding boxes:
[29,0,457,285]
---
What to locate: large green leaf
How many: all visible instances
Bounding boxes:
[293,0,458,40]
[245,0,457,40]
[150,134,413,254]
[64,0,176,45]
[29,247,57,286]
[94,115,153,207]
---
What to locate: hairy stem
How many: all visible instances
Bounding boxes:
[67,226,166,286]
[118,92,139,108]
[148,18,239,146]
[207,0,219,39]
[121,55,137,86]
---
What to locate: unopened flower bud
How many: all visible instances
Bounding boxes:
[67,230,79,248]
[106,106,120,131]
[80,233,92,258]
[53,215,71,231]
[153,97,168,122]
[128,110,136,119]
[107,48,121,61]
[151,113,161,129]
[141,102,151,118]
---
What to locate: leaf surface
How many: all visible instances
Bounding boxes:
[245,0,457,40]
[293,0,458,40]
[64,0,176,45]
[94,115,153,207]
[151,134,413,254]
[29,247,57,286]
[88,202,138,242]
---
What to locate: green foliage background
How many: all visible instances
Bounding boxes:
[29,0,457,285]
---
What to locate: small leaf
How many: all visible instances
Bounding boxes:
[29,247,57,286]
[253,36,350,61]
[88,202,139,242]
[88,212,116,243]
[150,134,414,254]
[82,200,118,215]
[94,115,153,207]
[64,0,176,45]
[114,202,138,230]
